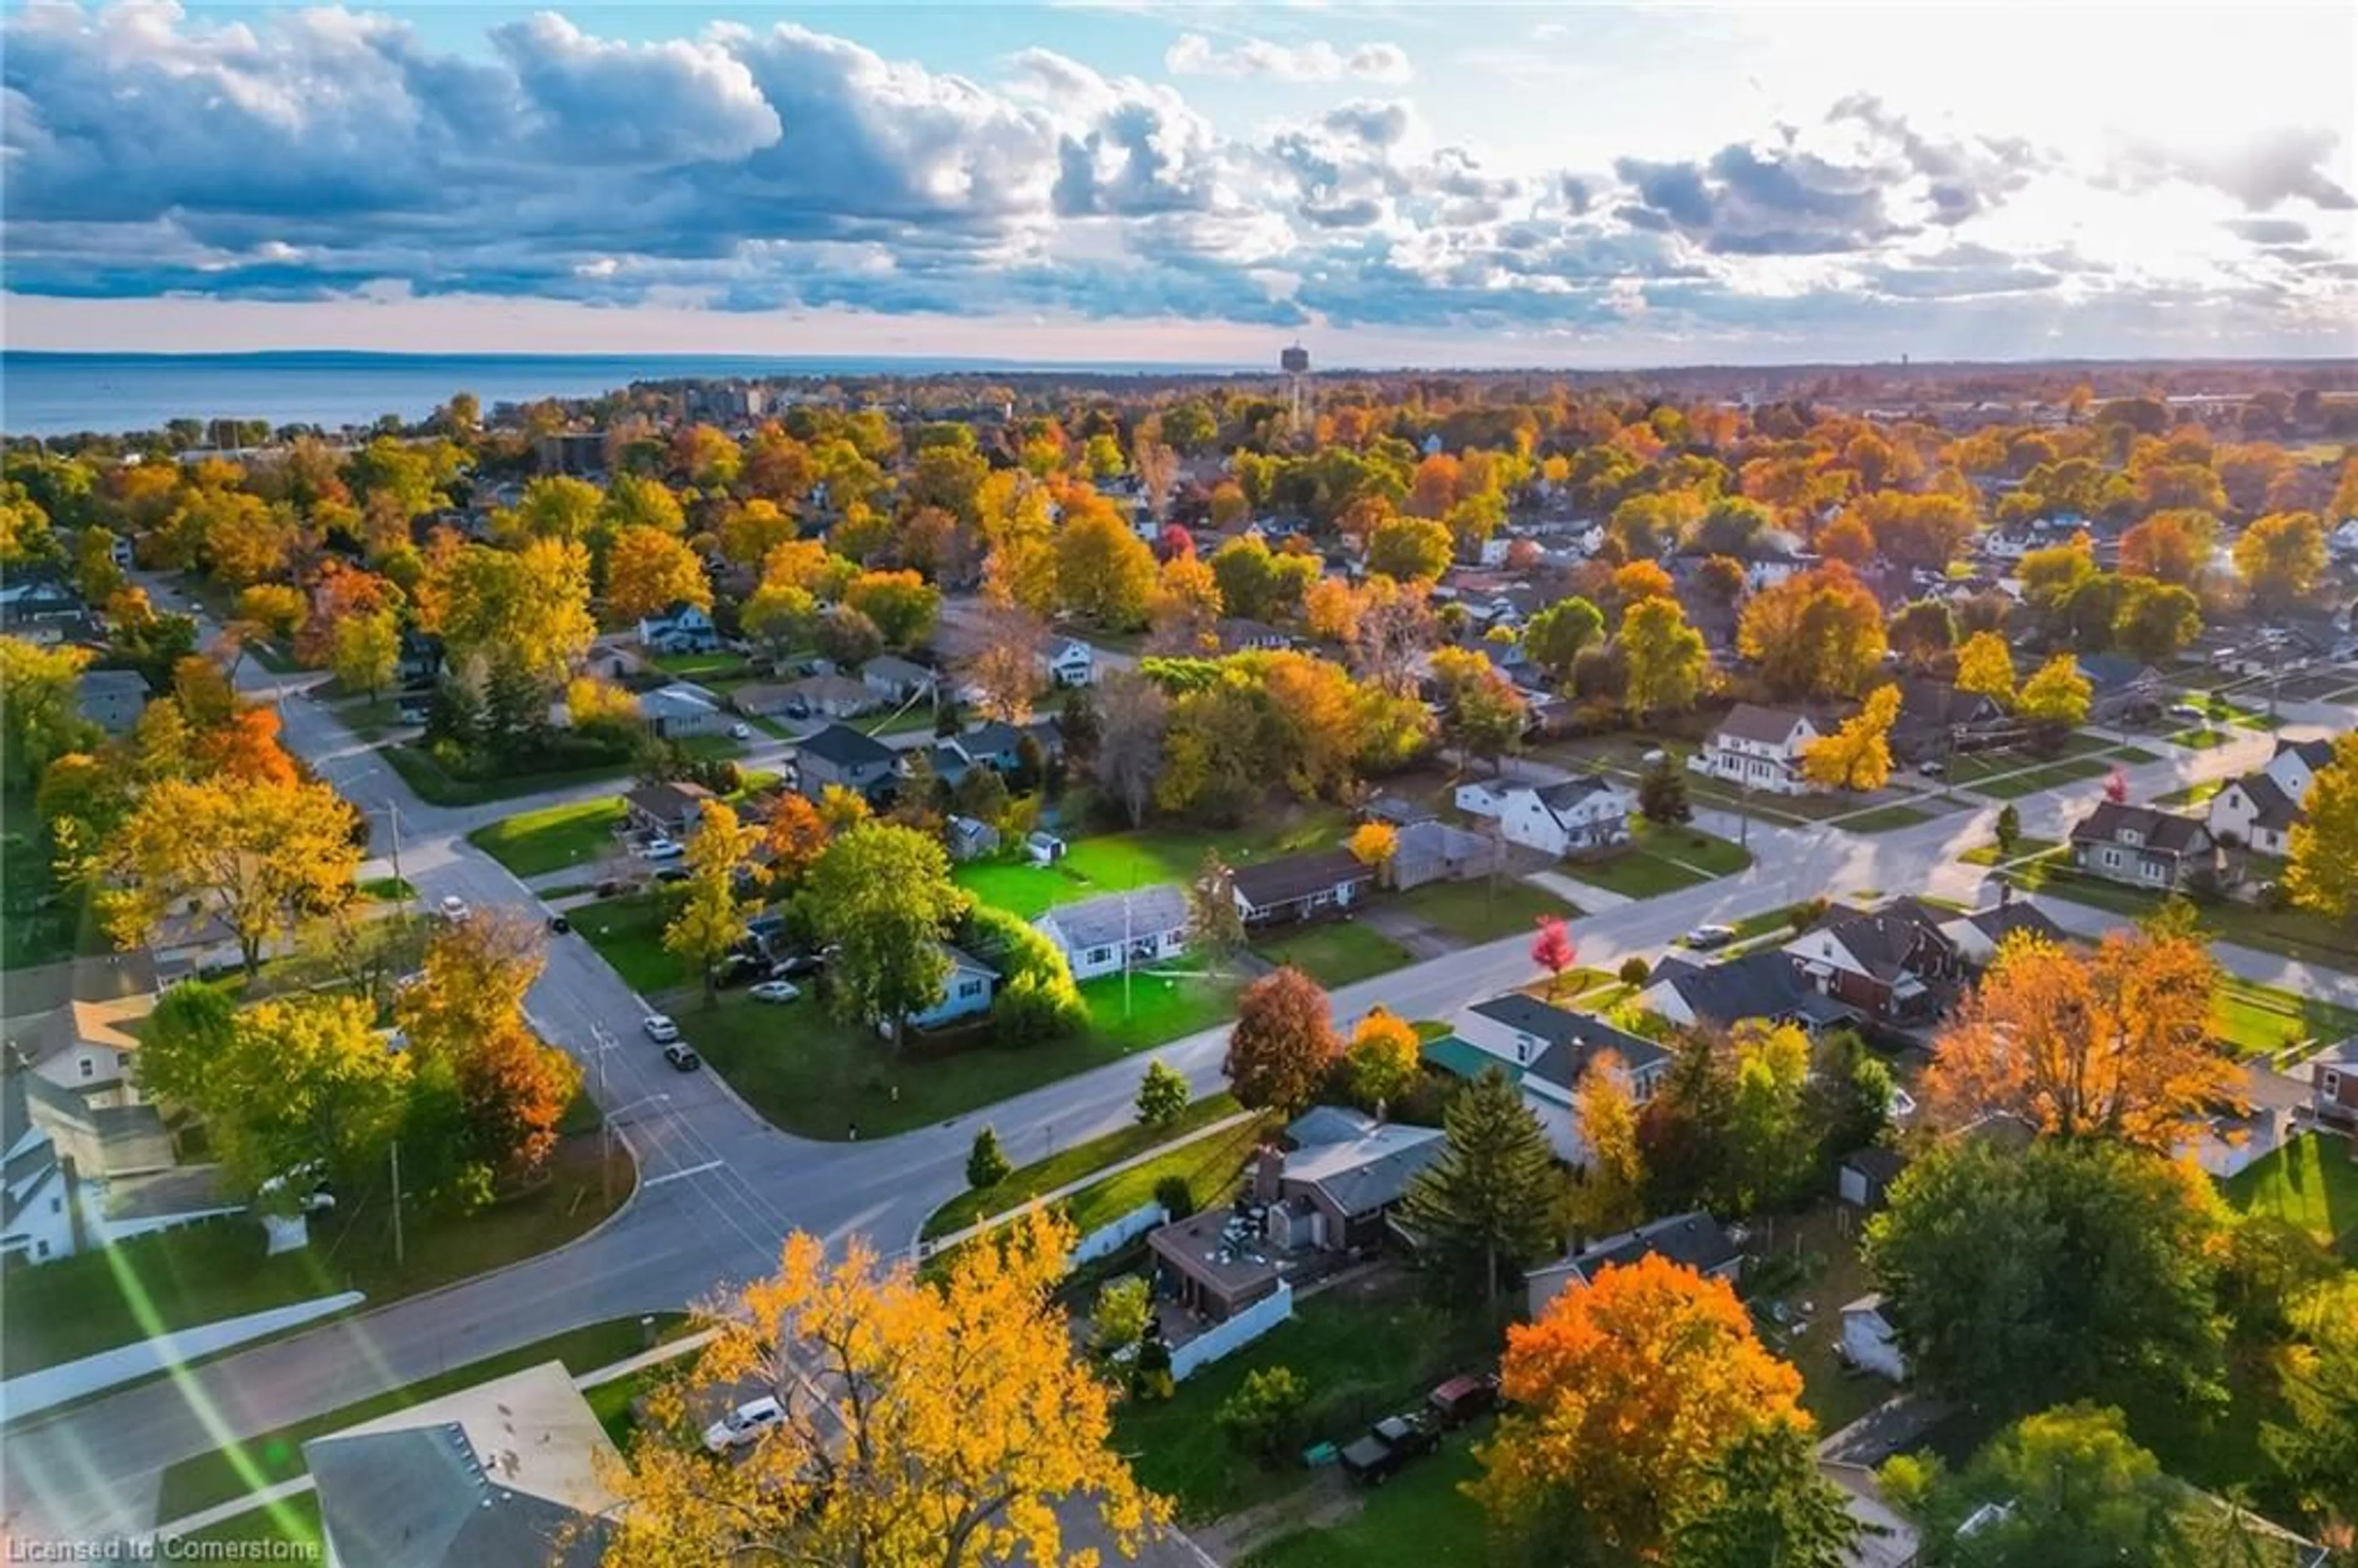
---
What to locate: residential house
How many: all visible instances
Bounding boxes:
[944,814,1000,863]
[2303,1041,2358,1131]
[3,1071,79,1265]
[74,667,148,736]
[1360,793,1438,830]
[4,993,157,1105]
[860,654,939,705]
[2209,736,2334,856]
[1216,618,1290,653]
[1840,1295,1908,1382]
[947,720,1035,775]
[1033,885,1190,982]
[1,1069,220,1267]
[1455,775,1635,860]
[780,673,874,721]
[1038,636,1096,688]
[621,780,715,840]
[1148,1109,1444,1321]
[304,1360,620,1568]
[1781,901,1963,1028]
[727,681,801,720]
[2067,801,2220,893]
[0,569,92,645]
[1889,677,2012,764]
[1443,993,1671,1163]
[1937,898,2068,966]
[1230,849,1376,926]
[795,723,899,803]
[905,944,997,1031]
[636,600,720,655]
[1525,1211,1743,1319]
[1639,949,1858,1033]
[639,683,725,739]
[2073,653,2162,723]
[1691,705,1823,796]
[1388,818,1506,891]
[1837,1146,1909,1211]
[531,430,608,477]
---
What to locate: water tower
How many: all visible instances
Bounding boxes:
[1280,343,1312,430]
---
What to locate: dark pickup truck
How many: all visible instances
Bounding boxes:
[1337,1411,1442,1486]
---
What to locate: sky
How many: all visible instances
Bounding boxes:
[3,1,2356,366]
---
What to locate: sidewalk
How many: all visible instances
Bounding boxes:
[1525,868,1627,912]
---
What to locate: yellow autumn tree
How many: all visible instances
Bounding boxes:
[599,1210,1167,1568]
[1473,1252,1808,1558]
[1800,685,1900,791]
[1345,1006,1421,1106]
[1565,1049,1644,1238]
[1347,820,1399,872]
[1922,925,2239,1150]
[1953,630,2016,705]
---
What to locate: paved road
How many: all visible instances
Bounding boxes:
[3,604,2343,1539]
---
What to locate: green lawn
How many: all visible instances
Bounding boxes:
[574,890,687,995]
[1,790,108,970]
[1742,1206,1891,1435]
[1253,920,1412,987]
[1063,1112,1277,1237]
[1836,803,1934,833]
[922,1093,1244,1240]
[863,703,942,737]
[383,743,636,807]
[2169,726,2236,751]
[1390,879,1579,943]
[1557,819,1753,901]
[1078,969,1243,1052]
[1958,836,2062,867]
[1113,1278,1498,1524]
[650,650,752,681]
[153,1314,690,1521]
[2210,976,2358,1060]
[1243,1419,1492,1568]
[169,1493,323,1556]
[953,809,1351,919]
[2222,1131,2358,1259]
[330,694,410,745]
[467,797,628,877]
[357,875,416,902]
[1965,756,2112,799]
[2,1137,629,1378]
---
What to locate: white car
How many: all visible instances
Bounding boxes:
[1683,923,1737,950]
[703,1395,784,1453]
[2166,702,2206,722]
[749,980,801,1004]
[437,895,470,923]
[642,838,685,861]
[730,722,752,740]
[642,1014,680,1044]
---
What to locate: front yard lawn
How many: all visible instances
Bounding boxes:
[1078,969,1242,1053]
[573,890,686,995]
[1062,1112,1276,1238]
[2169,726,2236,750]
[1964,755,2112,799]
[1112,1274,1499,1524]
[382,744,636,807]
[1835,803,1933,833]
[153,1313,690,1521]
[922,1093,1244,1240]
[1390,879,1579,943]
[650,650,752,681]
[2210,976,2358,1060]
[468,798,628,877]
[1557,820,1753,901]
[1958,836,2062,867]
[1253,920,1412,987]
[1,1136,629,1379]
[2222,1131,2358,1259]
[953,808,1351,919]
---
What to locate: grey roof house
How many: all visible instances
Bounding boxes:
[2067,801,2219,892]
[1526,1211,1744,1319]
[1033,885,1190,982]
[795,723,900,803]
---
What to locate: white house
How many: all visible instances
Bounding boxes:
[1447,994,1671,1164]
[861,654,938,705]
[639,683,726,739]
[6,995,156,1104]
[1455,775,1635,859]
[1033,885,1190,982]
[1690,704,1821,796]
[905,944,998,1031]
[1039,637,1096,688]
[636,600,719,654]
[2209,736,2334,856]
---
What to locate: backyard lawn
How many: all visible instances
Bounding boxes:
[1253,920,1412,987]
[1077,969,1242,1052]
[1,1137,630,1378]
[467,797,628,877]
[922,1093,1245,1240]
[953,809,1351,918]
[1113,1275,1499,1524]
[1556,820,1753,901]
[2222,1131,2358,1259]
[2209,976,2358,1060]
[152,1314,690,1520]
[1741,1205,1891,1435]
[1390,879,1578,943]
[1243,1423,1493,1568]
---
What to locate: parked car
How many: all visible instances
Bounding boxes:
[643,838,685,861]
[702,1395,782,1452]
[1337,1411,1442,1486]
[769,952,826,980]
[1684,923,1737,950]
[1426,1373,1499,1429]
[749,980,801,1004]
[2166,702,2206,722]
[437,895,470,923]
[1917,759,1945,777]
[663,1042,702,1072]
[643,1014,680,1044]
[730,722,752,740]
[547,914,572,935]
[655,866,690,884]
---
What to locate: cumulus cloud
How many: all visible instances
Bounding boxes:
[1613,140,1902,255]
[1165,33,1410,83]
[2112,127,2357,210]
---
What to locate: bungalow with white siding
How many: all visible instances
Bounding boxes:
[1438,993,1670,1165]
[1455,775,1635,859]
[905,945,998,1031]
[1033,886,1191,981]
[1039,637,1096,688]
[1690,705,1822,796]
[639,683,726,739]
[2209,736,2334,856]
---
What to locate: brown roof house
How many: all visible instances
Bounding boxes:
[1229,848,1376,926]
[621,780,715,840]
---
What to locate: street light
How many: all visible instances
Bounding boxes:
[601,1091,674,1207]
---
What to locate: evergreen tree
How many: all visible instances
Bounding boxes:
[1403,1068,1562,1308]
[1667,1419,1864,1568]
[967,1126,1011,1190]
[1640,758,1692,824]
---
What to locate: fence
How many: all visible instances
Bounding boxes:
[1170,1280,1294,1383]
[1068,1202,1167,1271]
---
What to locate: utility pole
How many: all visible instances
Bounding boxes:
[596,1026,615,1209]
[385,799,406,908]
[1122,885,1134,1022]
[389,1139,404,1268]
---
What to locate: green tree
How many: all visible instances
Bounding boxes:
[1216,1367,1312,1462]
[0,636,100,789]
[962,902,1086,1045]
[843,569,943,650]
[1135,1060,1190,1128]
[1091,1275,1153,1367]
[330,607,400,701]
[1521,596,1605,688]
[967,1125,1011,1190]
[1994,803,2021,858]
[2286,731,2358,922]
[1403,1067,1562,1307]
[1366,515,1455,583]
[2263,1273,2358,1537]
[803,821,970,1048]
[663,801,758,1004]
[1620,597,1708,718]
[2111,577,2202,662]
[1640,758,1693,824]
[1668,1418,1864,1568]
[136,980,241,1116]
[1864,1139,2226,1417]
[208,995,412,1195]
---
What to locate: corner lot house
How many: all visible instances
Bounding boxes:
[637,600,719,654]
[1033,885,1189,980]
[795,723,899,802]
[1231,849,1376,926]
[1640,949,1855,1034]
[2068,801,2219,892]
[1039,636,1095,688]
[1781,901,1963,1028]
[906,944,997,1031]
[1526,1211,1742,1319]
[1691,704,1821,796]
[2209,737,2333,856]
[1455,775,1635,858]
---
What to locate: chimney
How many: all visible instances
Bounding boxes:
[1253,1145,1285,1206]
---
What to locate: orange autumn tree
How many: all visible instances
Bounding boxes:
[1921,923,2238,1149]
[1473,1252,1808,1558]
[760,792,831,890]
[601,1210,1167,1568]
